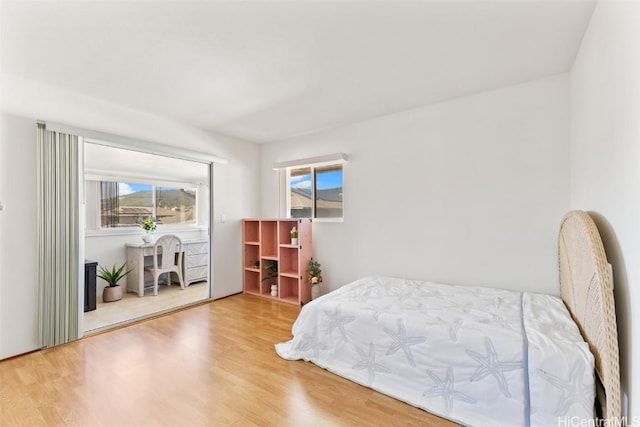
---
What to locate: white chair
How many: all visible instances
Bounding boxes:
[144,234,185,296]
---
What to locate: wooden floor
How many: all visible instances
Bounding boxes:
[0,294,457,426]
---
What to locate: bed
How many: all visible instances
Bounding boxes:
[275,211,620,426]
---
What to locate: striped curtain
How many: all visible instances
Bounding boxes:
[100,181,119,227]
[37,123,80,347]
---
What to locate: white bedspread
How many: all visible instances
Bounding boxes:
[275,276,594,426]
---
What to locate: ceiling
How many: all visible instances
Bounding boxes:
[84,141,209,185]
[0,0,596,143]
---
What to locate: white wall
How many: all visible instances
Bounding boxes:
[0,81,260,359]
[0,114,39,358]
[570,0,640,419]
[261,74,570,295]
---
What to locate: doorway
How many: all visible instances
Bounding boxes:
[82,141,212,333]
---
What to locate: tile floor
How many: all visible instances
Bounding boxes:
[83,281,210,333]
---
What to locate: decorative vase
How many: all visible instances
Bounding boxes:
[102,285,123,303]
[271,284,278,297]
[291,238,298,245]
[311,283,320,300]
[142,231,153,243]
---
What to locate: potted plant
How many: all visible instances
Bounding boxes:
[138,217,157,243]
[308,258,323,300]
[290,226,298,245]
[262,261,278,297]
[98,262,131,302]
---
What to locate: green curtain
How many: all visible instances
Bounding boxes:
[100,181,119,227]
[37,123,80,347]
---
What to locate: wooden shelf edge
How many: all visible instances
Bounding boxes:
[245,290,299,305]
[279,296,300,305]
[280,271,300,279]
[261,255,278,260]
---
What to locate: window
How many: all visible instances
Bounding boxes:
[288,164,343,219]
[290,167,312,218]
[100,181,197,228]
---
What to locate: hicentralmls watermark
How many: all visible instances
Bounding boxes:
[557,416,640,427]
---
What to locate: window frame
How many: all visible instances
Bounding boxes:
[284,162,344,222]
[85,175,205,235]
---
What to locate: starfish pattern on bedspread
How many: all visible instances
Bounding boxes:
[383,318,427,366]
[364,304,392,321]
[343,281,385,301]
[423,367,477,415]
[433,317,463,342]
[478,312,520,331]
[400,289,448,315]
[398,301,431,317]
[536,358,593,415]
[422,316,462,342]
[294,326,326,358]
[466,337,523,397]
[352,343,392,385]
[323,305,356,342]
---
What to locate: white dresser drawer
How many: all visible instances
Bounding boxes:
[186,242,208,255]
[187,266,208,282]
[187,253,208,268]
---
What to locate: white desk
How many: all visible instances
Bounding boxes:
[125,238,208,296]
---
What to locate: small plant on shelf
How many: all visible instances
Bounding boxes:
[262,261,278,284]
[262,261,279,297]
[308,258,322,284]
[290,227,298,245]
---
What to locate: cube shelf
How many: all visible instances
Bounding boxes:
[242,218,312,305]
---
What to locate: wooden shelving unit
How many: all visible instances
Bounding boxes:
[242,218,312,305]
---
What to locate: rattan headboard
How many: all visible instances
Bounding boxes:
[558,210,620,421]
